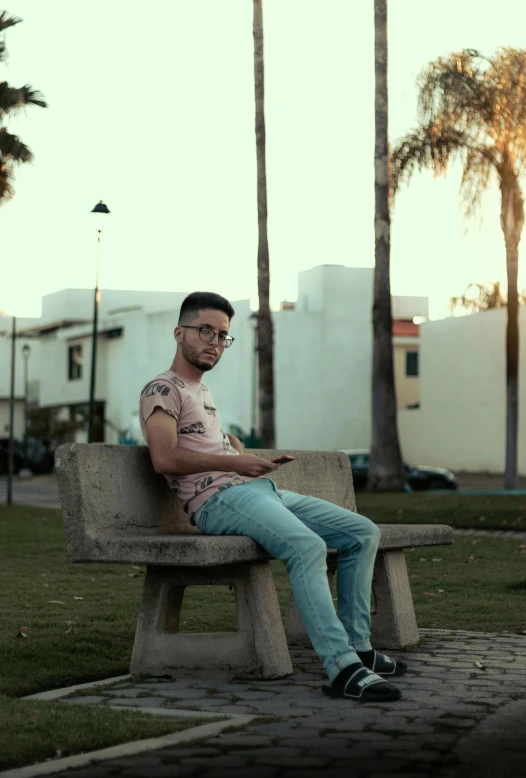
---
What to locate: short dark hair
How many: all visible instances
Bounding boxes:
[178,292,235,326]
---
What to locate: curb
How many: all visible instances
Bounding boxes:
[2,678,258,778]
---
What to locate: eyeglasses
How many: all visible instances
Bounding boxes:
[180,325,235,348]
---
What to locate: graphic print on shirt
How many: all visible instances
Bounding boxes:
[221,430,238,453]
[144,382,171,398]
[215,475,245,493]
[162,407,179,421]
[180,421,206,435]
[170,375,185,389]
[203,402,217,417]
[194,474,214,495]
[167,476,181,495]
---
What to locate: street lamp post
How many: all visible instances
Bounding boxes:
[88,200,110,443]
[7,315,16,505]
[21,343,31,469]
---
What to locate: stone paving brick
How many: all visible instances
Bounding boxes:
[105,697,167,707]
[214,691,277,701]
[157,746,221,761]
[150,688,209,699]
[120,767,179,778]
[102,689,147,698]
[256,755,330,769]
[166,696,230,707]
[199,768,279,778]
[181,754,250,767]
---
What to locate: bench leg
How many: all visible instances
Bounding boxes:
[371,550,419,649]
[130,562,293,680]
[285,550,420,651]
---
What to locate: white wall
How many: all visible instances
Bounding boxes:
[0,399,24,437]
[1,270,432,458]
[399,306,526,474]
[0,320,41,407]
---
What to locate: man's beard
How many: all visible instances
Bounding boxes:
[182,342,216,372]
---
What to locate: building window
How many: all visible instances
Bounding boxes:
[68,345,83,380]
[406,350,419,377]
[106,327,123,339]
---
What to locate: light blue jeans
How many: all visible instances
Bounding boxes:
[193,477,380,682]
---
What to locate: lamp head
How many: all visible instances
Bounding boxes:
[91,200,110,214]
[22,343,31,358]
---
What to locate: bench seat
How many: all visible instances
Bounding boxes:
[71,524,453,567]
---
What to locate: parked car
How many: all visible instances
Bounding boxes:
[0,437,55,475]
[338,449,457,491]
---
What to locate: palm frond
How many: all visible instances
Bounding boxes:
[0,11,22,33]
[0,161,14,205]
[0,83,47,115]
[417,50,497,138]
[390,123,466,197]
[0,128,33,164]
[459,148,494,221]
[0,11,22,65]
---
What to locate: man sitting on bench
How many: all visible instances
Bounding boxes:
[139,291,407,702]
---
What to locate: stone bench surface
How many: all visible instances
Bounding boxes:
[55,443,455,669]
[69,524,454,566]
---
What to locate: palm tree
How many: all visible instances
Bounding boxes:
[368,0,407,491]
[0,11,47,204]
[450,279,526,314]
[391,47,526,488]
[252,0,275,448]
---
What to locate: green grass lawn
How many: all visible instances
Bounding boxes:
[356,491,526,531]
[2,502,525,698]
[0,697,209,772]
[1,500,525,769]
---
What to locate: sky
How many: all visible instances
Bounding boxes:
[1,0,526,321]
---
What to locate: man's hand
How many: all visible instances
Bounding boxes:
[230,454,279,477]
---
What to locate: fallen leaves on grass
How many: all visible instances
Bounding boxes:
[73,596,84,601]
[48,600,65,605]
[519,545,526,554]
[515,628,526,635]
[423,592,438,597]
[475,661,486,670]
[64,628,72,635]
[432,558,442,562]
[478,516,486,522]
[15,626,32,639]
[466,555,477,563]
[128,573,138,578]
[438,588,446,594]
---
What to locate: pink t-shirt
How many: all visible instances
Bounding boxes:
[139,370,258,522]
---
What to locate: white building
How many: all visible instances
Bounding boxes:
[2,266,427,457]
[399,306,526,474]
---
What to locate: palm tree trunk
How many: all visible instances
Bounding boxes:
[368,0,406,492]
[253,0,275,448]
[500,174,524,489]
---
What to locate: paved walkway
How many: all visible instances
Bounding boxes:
[0,474,60,509]
[45,628,526,778]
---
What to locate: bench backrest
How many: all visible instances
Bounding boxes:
[55,444,356,555]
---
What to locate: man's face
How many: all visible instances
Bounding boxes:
[175,308,230,373]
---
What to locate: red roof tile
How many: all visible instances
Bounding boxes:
[392,319,419,336]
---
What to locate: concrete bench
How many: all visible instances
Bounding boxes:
[55,443,454,680]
